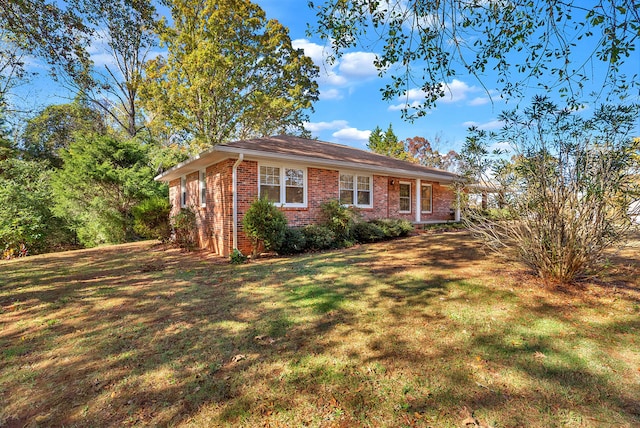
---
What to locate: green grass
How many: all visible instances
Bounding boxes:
[0,235,639,427]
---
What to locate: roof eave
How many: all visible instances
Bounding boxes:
[155,144,462,184]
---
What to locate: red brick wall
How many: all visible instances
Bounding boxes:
[205,160,234,255]
[168,161,457,257]
[426,182,456,221]
[168,178,181,217]
[236,161,258,255]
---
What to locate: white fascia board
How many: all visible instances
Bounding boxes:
[214,146,461,184]
[154,151,230,182]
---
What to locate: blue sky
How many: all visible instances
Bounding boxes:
[258,0,640,153]
[261,0,508,152]
[12,0,640,153]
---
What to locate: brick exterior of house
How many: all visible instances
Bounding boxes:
[168,158,457,257]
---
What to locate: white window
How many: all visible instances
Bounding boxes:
[259,165,306,207]
[339,173,372,207]
[180,176,187,208]
[421,184,433,213]
[399,182,411,212]
[199,170,207,207]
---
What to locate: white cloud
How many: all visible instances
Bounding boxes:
[388,100,423,111]
[468,96,491,106]
[338,52,379,78]
[304,120,349,133]
[490,141,512,151]
[319,88,343,100]
[397,80,501,107]
[439,79,475,103]
[292,38,379,93]
[305,119,371,143]
[292,39,327,66]
[405,88,428,101]
[462,119,504,130]
[332,127,371,142]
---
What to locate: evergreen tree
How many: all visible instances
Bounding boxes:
[51,134,164,246]
[367,124,408,160]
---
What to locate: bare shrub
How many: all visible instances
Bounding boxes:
[460,96,639,284]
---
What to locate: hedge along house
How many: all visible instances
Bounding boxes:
[155,135,461,256]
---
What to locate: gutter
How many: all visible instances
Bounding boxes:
[232,154,244,251]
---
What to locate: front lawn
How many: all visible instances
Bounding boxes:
[1,232,638,427]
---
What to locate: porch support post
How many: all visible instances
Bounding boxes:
[455,190,461,222]
[415,178,421,223]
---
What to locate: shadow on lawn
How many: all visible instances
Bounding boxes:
[1,234,638,426]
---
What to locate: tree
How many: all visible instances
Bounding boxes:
[51,134,164,246]
[309,1,640,116]
[0,155,76,256]
[142,0,319,151]
[0,29,33,107]
[20,102,106,167]
[405,135,459,171]
[0,0,91,89]
[459,96,640,284]
[368,124,408,159]
[72,0,157,137]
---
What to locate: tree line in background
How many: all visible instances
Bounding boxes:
[367,124,461,172]
[0,0,319,257]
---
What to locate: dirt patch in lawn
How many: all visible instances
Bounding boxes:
[1,233,638,427]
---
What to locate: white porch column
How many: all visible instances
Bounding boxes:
[455,191,461,222]
[415,179,421,223]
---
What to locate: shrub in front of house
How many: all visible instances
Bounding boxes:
[371,218,413,238]
[171,207,197,250]
[301,224,336,251]
[277,227,307,255]
[133,196,172,242]
[242,198,288,258]
[319,199,358,245]
[352,221,386,243]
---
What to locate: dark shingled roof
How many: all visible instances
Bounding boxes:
[223,135,459,178]
[156,135,460,182]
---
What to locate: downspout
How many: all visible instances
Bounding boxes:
[415,179,421,223]
[232,154,244,251]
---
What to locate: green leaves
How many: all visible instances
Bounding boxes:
[51,134,164,246]
[368,124,408,160]
[311,0,640,114]
[142,0,319,152]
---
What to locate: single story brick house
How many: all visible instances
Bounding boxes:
[155,135,461,256]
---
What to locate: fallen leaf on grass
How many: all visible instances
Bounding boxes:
[533,351,546,360]
[231,354,246,363]
[254,335,275,345]
[461,406,491,427]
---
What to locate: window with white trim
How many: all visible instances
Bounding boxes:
[199,170,207,207]
[259,165,306,206]
[421,184,433,213]
[180,176,187,207]
[339,173,372,207]
[399,182,411,212]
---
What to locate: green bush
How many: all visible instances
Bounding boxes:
[319,199,358,243]
[301,224,336,251]
[229,248,248,264]
[133,196,172,242]
[372,218,414,238]
[278,227,307,255]
[171,207,197,249]
[242,198,288,258]
[352,221,386,243]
